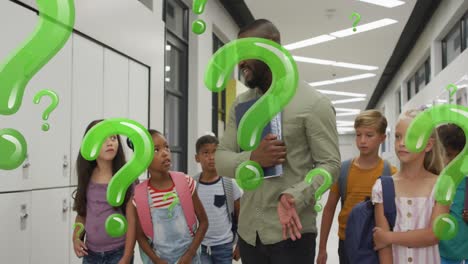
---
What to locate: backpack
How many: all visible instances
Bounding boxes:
[344,176,396,264]
[134,171,197,241]
[193,173,238,238]
[338,159,391,206]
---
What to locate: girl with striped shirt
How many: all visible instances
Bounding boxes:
[372,109,449,264]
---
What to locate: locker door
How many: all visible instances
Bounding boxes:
[103,49,129,118]
[70,34,104,186]
[0,191,32,263]
[0,0,38,192]
[31,188,70,263]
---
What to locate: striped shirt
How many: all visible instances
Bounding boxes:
[148,175,196,209]
[372,179,440,264]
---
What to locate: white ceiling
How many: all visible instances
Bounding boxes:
[244,0,416,127]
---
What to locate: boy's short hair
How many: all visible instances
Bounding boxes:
[196,135,219,153]
[437,124,466,152]
[354,110,387,134]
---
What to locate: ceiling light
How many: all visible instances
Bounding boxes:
[293,56,378,71]
[284,35,336,50]
[332,98,366,104]
[358,0,405,8]
[165,66,171,72]
[317,90,366,97]
[336,112,361,117]
[330,19,398,38]
[309,73,376,87]
[335,107,361,112]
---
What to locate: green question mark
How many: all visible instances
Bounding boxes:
[304,168,333,212]
[72,222,85,240]
[350,12,361,32]
[80,118,154,237]
[32,89,59,131]
[0,128,28,170]
[405,104,468,240]
[163,192,180,218]
[192,0,208,35]
[445,84,458,104]
[205,37,298,190]
[0,0,74,170]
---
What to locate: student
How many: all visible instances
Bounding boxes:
[437,124,468,264]
[72,119,136,264]
[372,109,449,264]
[193,134,242,264]
[317,110,397,264]
[131,129,208,264]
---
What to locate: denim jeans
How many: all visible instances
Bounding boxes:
[200,242,233,264]
[83,246,133,264]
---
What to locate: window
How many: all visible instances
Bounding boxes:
[164,0,188,41]
[396,89,402,114]
[212,34,227,137]
[406,77,414,101]
[415,57,430,93]
[164,0,189,172]
[442,12,468,68]
[407,57,430,99]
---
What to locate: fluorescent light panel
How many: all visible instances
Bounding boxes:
[317,90,366,97]
[330,18,398,38]
[332,98,366,104]
[309,73,376,87]
[358,0,405,8]
[293,56,378,71]
[284,35,336,50]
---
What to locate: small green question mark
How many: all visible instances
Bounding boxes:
[80,118,154,237]
[33,89,59,131]
[192,0,208,34]
[350,12,361,32]
[0,0,74,170]
[445,84,458,104]
[204,37,298,190]
[405,104,468,240]
[163,192,180,218]
[73,222,85,240]
[304,168,333,212]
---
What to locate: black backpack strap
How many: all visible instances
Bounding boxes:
[338,159,353,206]
[380,176,397,230]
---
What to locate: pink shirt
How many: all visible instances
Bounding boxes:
[372,179,440,264]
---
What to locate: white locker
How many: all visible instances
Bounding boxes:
[0,0,38,192]
[103,49,130,118]
[128,60,150,182]
[70,34,105,186]
[0,191,32,263]
[31,188,71,263]
[68,187,82,264]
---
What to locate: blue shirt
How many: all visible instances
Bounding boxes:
[439,177,468,260]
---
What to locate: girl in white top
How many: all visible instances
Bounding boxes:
[372,109,449,264]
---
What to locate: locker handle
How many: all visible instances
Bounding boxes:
[22,154,30,168]
[20,212,28,220]
[62,199,69,213]
[63,155,69,168]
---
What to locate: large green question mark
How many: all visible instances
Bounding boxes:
[0,0,74,170]
[405,104,468,240]
[80,118,154,237]
[205,37,298,190]
[304,168,333,212]
[163,192,180,218]
[192,0,208,35]
[32,89,59,132]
